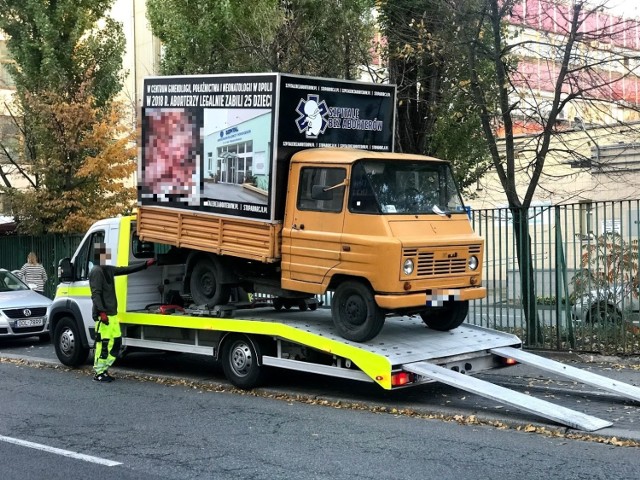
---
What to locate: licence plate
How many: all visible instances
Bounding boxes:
[15,318,44,328]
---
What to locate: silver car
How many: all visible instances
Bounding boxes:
[0,268,52,341]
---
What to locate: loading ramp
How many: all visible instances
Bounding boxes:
[405,346,640,432]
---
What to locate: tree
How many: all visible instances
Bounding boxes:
[453,0,640,343]
[376,0,492,191]
[0,0,124,107]
[146,0,375,79]
[3,86,136,234]
[0,0,135,233]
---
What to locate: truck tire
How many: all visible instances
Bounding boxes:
[420,301,469,331]
[54,316,90,367]
[190,257,231,307]
[272,297,284,311]
[587,302,622,324]
[331,281,385,342]
[221,334,267,389]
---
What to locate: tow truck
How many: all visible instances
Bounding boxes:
[49,215,640,432]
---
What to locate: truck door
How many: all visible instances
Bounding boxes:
[282,164,346,284]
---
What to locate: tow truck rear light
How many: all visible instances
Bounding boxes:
[502,357,518,366]
[391,371,414,387]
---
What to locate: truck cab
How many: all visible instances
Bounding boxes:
[49,217,158,366]
[280,148,485,341]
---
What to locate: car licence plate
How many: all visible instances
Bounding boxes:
[15,318,44,328]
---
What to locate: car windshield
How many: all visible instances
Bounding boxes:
[0,270,29,292]
[349,159,466,215]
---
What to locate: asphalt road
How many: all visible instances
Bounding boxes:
[2,336,640,437]
[1,353,639,480]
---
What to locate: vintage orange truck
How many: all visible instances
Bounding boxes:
[137,73,485,341]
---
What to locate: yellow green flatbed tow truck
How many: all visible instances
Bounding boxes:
[49,215,640,432]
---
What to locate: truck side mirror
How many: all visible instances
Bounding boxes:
[311,185,332,201]
[58,258,73,282]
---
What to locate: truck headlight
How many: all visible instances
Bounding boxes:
[403,259,414,275]
[468,255,479,271]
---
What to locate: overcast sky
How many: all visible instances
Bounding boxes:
[606,0,639,18]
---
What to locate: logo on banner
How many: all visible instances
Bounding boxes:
[295,94,329,138]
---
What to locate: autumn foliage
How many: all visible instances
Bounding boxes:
[6,85,136,234]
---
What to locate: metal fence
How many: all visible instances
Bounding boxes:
[2,201,639,355]
[470,200,640,355]
[0,233,84,298]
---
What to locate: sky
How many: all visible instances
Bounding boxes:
[606,0,639,18]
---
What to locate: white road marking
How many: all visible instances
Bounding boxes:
[0,434,122,466]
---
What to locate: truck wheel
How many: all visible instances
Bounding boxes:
[272,297,284,311]
[587,302,622,324]
[331,281,385,342]
[221,335,267,389]
[420,301,469,331]
[190,257,231,306]
[54,316,90,367]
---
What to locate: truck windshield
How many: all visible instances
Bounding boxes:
[349,160,465,215]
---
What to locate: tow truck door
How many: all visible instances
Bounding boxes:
[281,163,347,284]
[64,221,119,342]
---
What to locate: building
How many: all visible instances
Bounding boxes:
[470,0,640,211]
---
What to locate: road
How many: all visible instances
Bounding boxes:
[1,338,639,480]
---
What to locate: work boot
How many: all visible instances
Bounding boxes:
[94,373,113,383]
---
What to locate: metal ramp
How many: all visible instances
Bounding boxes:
[404,361,613,432]
[406,347,640,431]
[491,347,640,403]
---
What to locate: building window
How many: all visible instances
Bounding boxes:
[0,41,15,89]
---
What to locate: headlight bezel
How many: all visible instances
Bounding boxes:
[468,255,479,271]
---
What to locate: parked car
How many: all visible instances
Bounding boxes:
[0,268,52,341]
[571,282,638,324]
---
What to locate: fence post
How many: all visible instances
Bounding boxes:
[555,206,575,348]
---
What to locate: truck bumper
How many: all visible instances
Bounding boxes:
[375,287,487,310]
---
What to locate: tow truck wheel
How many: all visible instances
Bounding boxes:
[221,335,267,389]
[53,316,90,367]
[332,281,385,342]
[420,300,469,331]
[190,257,231,307]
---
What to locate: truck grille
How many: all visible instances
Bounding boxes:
[403,245,482,277]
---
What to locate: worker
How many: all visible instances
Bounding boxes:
[89,242,155,382]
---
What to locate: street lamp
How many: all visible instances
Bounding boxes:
[574,116,601,166]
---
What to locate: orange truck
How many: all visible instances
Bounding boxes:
[137,73,485,342]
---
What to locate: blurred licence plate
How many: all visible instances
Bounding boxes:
[15,318,44,328]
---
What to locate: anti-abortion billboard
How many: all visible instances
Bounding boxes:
[139,73,395,221]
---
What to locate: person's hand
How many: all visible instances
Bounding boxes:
[146,258,156,267]
[99,312,109,325]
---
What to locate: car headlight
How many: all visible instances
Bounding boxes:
[468,255,479,271]
[403,259,414,275]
